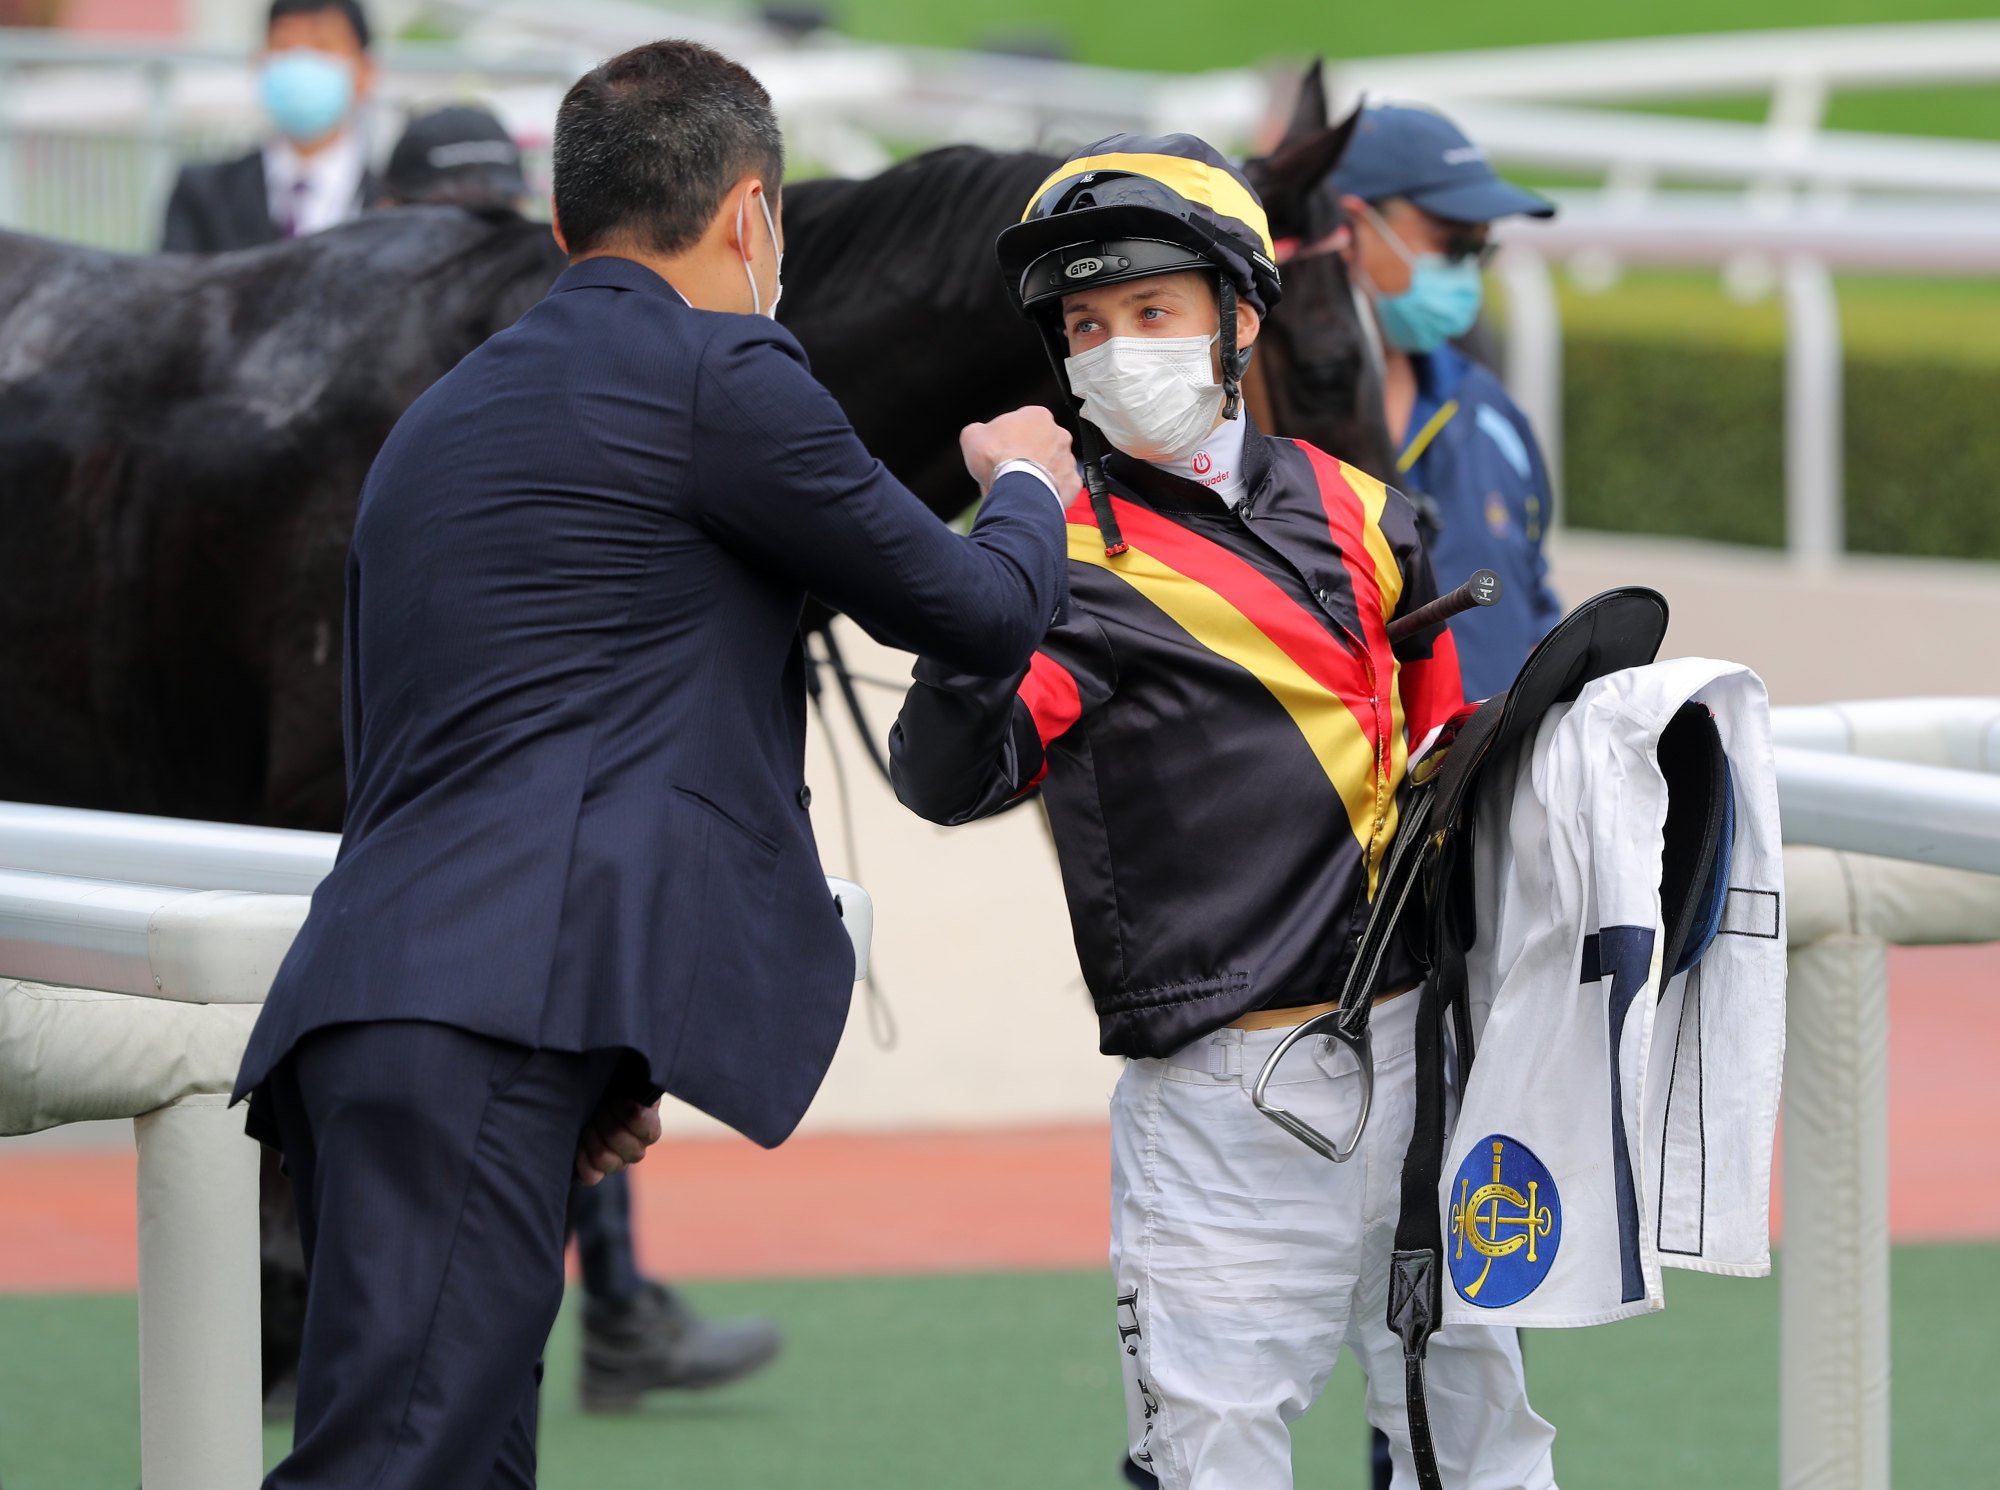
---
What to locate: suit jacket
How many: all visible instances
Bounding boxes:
[160,147,380,253]
[234,256,1068,1146]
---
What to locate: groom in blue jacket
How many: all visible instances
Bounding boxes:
[234,38,1074,1490]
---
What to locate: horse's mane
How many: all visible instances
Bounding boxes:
[782,145,1059,312]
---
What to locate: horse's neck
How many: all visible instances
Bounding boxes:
[781,152,1062,521]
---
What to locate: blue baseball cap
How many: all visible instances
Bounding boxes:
[1331,104,1554,223]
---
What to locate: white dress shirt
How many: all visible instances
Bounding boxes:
[263,129,368,238]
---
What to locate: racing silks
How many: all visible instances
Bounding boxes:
[890,421,1463,1059]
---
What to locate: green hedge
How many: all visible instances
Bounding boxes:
[1562,334,2000,560]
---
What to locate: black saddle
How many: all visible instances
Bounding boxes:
[1253,586,1682,1490]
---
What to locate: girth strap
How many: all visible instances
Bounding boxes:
[1390,1247,1446,1490]
[1386,914,1468,1490]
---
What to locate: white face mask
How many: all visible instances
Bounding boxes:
[737,186,782,318]
[1063,333,1223,463]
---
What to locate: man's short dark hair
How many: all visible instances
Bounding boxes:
[266,0,371,50]
[553,40,786,259]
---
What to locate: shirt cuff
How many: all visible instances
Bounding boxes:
[993,458,1066,511]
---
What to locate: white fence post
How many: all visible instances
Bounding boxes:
[0,61,16,230]
[1778,838,2000,1490]
[1781,255,1844,563]
[1495,244,1564,524]
[135,1093,264,1490]
[140,59,178,247]
[1779,932,1891,1490]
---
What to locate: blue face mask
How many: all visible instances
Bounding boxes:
[1374,255,1484,353]
[1362,203,1486,354]
[259,49,355,144]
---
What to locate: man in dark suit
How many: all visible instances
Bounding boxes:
[233,37,1075,1490]
[161,0,379,252]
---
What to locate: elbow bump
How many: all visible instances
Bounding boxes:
[956,628,1037,680]
[889,768,958,827]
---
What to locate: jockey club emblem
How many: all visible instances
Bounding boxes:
[1448,1135,1561,1307]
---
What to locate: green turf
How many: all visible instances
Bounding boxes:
[0,1245,1990,1488]
[831,0,1998,80]
[828,1,2000,145]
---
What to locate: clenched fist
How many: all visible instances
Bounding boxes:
[959,407,1080,501]
[576,1095,664,1185]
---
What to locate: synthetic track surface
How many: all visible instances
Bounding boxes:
[1,943,1992,1292]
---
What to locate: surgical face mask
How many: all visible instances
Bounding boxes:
[1362,203,1485,354]
[737,186,782,318]
[1063,333,1223,463]
[258,48,355,144]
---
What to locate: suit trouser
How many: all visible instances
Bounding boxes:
[571,1167,645,1301]
[259,1020,624,1490]
[1110,990,1558,1490]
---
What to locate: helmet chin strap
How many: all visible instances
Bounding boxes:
[1078,419,1128,556]
[1219,275,1251,421]
[1032,324,1127,556]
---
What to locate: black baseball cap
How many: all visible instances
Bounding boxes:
[1331,104,1554,223]
[384,104,528,206]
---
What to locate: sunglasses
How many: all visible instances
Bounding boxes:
[1367,200,1497,268]
[1441,231,1500,268]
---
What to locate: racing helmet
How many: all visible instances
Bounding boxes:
[996,135,1282,553]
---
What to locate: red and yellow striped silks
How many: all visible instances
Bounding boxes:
[1065,484,1406,892]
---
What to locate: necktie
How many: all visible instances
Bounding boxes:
[284,176,311,238]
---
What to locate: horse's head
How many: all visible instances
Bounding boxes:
[1242,62,1397,481]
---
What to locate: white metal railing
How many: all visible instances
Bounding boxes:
[1444,101,2000,198]
[1490,193,2000,562]
[12,21,2000,245]
[1772,697,2000,770]
[1330,22,2000,105]
[0,806,871,1490]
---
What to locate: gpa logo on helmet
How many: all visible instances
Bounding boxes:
[1065,257,1104,280]
[1448,1135,1561,1307]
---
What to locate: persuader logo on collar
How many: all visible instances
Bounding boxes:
[1189,449,1228,488]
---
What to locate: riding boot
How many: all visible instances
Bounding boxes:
[579,1281,782,1412]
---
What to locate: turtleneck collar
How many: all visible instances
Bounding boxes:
[1149,413,1249,507]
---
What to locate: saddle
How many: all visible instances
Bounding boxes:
[1253,585,1747,1490]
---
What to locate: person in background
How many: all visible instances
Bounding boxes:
[377,103,531,209]
[1333,103,1564,703]
[161,0,378,252]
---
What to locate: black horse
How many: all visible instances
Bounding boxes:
[0,69,1378,833]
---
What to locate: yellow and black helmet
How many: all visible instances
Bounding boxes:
[996,135,1281,554]
[997,134,1283,318]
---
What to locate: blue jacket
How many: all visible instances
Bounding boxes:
[234,256,1067,1148]
[1398,344,1562,700]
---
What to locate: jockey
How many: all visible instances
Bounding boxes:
[889,135,1558,1489]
